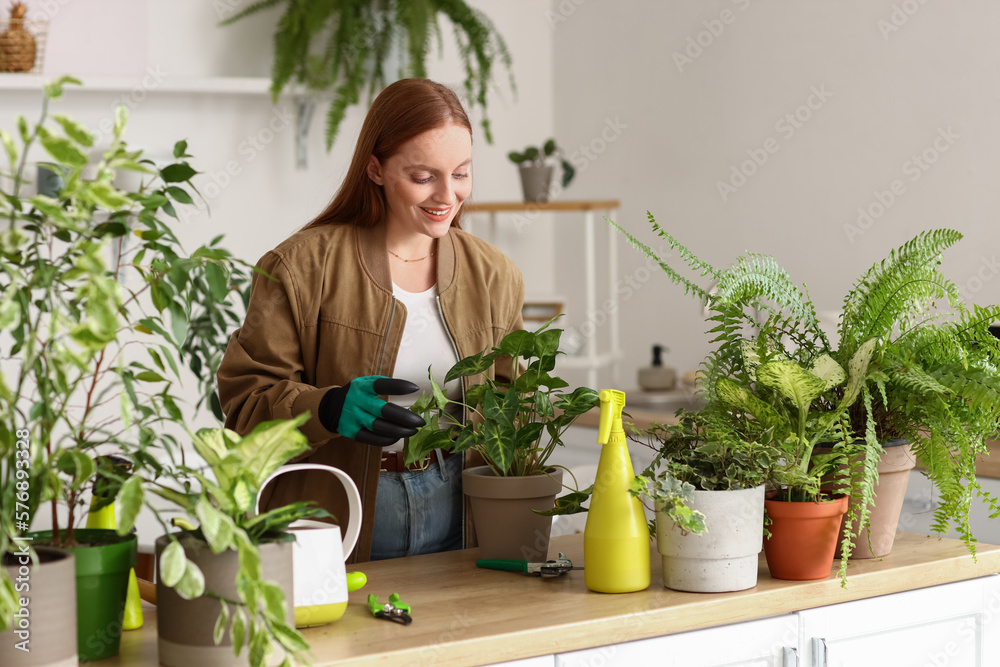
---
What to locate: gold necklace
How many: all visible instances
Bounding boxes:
[388,247,435,263]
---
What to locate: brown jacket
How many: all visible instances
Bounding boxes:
[217,222,524,562]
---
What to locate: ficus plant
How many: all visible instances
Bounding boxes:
[0,77,250,630]
[405,319,599,478]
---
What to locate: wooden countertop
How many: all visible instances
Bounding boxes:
[101,532,1000,667]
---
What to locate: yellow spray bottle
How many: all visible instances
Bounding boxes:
[584,389,650,593]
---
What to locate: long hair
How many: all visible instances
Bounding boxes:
[305,79,473,230]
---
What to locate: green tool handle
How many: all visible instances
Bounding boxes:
[476,559,528,573]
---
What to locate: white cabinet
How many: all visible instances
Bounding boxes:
[799,575,1000,667]
[555,614,797,667]
[544,575,1000,667]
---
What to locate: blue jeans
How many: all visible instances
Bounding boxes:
[369,451,463,560]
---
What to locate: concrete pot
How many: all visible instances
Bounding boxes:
[156,533,293,667]
[0,546,77,667]
[462,466,563,561]
[656,485,765,593]
[517,165,553,203]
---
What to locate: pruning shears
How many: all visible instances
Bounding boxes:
[476,552,581,576]
[368,593,412,625]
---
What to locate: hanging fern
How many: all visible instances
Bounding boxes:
[221,0,515,150]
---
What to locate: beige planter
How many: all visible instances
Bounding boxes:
[517,165,554,203]
[156,534,293,667]
[656,485,765,593]
[463,466,563,561]
[0,546,77,667]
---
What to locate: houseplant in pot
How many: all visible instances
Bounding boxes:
[628,409,781,592]
[0,77,252,662]
[610,215,1000,579]
[406,320,599,560]
[833,229,1000,558]
[508,139,575,203]
[147,414,329,667]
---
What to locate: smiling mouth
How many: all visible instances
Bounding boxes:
[420,206,452,217]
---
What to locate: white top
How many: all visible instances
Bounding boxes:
[385,283,463,451]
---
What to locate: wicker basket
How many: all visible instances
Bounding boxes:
[0,18,48,74]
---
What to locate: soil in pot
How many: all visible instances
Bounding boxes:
[657,485,765,593]
[0,546,77,667]
[763,494,848,581]
[462,466,563,561]
[28,529,136,662]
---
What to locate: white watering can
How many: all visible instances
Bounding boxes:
[257,463,365,628]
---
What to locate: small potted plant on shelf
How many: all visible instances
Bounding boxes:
[628,408,782,593]
[405,319,599,560]
[149,415,329,667]
[0,77,253,662]
[508,139,576,203]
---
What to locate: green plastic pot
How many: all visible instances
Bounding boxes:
[30,529,137,661]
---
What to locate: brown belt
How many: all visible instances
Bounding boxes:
[379,449,452,473]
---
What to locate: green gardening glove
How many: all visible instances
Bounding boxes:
[318,376,425,447]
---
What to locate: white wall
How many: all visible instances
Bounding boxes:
[552,0,1000,390]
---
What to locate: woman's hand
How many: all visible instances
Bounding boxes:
[319,376,426,446]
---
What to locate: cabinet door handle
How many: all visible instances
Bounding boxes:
[812,637,828,667]
[781,646,798,667]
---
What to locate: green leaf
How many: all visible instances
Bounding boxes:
[169,301,188,345]
[116,475,144,534]
[39,130,88,167]
[205,262,229,302]
[52,114,95,148]
[270,621,309,652]
[262,582,287,620]
[756,360,827,414]
[174,140,190,159]
[213,601,230,645]
[134,370,166,382]
[114,106,128,139]
[444,351,492,384]
[196,496,232,553]
[160,163,198,183]
[165,186,195,205]
[175,558,206,599]
[231,609,247,655]
[159,539,186,587]
[0,129,17,166]
[809,354,847,391]
[89,183,132,210]
[42,76,82,100]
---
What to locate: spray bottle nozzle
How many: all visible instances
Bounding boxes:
[597,389,626,445]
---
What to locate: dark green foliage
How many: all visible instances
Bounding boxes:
[405,318,599,477]
[221,0,515,150]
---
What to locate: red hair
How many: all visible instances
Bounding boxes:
[305,79,473,230]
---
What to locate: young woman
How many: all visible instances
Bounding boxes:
[217,79,524,562]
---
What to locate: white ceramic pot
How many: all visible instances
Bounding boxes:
[656,484,765,593]
[256,463,362,628]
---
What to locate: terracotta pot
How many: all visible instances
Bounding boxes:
[657,485,765,593]
[763,495,848,581]
[0,546,77,667]
[156,533,293,667]
[816,439,916,558]
[462,466,563,561]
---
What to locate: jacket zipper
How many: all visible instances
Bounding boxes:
[436,294,468,548]
[377,298,397,375]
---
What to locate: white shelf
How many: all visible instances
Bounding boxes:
[0,74,274,95]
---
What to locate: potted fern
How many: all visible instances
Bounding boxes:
[405,320,599,560]
[220,0,514,155]
[612,215,1000,582]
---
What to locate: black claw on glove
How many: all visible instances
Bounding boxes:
[319,376,426,447]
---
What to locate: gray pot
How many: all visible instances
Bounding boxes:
[0,546,78,667]
[156,533,293,667]
[463,466,563,561]
[656,484,765,593]
[517,165,554,203]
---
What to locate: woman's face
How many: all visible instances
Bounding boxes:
[368,123,473,239]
